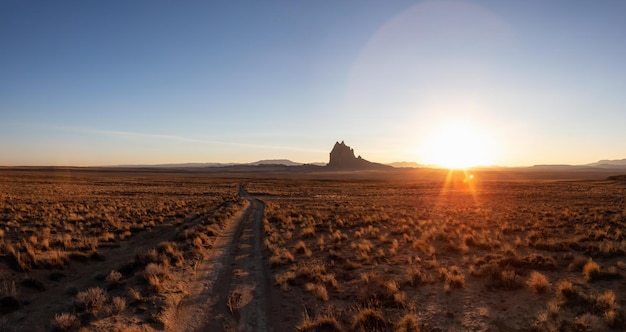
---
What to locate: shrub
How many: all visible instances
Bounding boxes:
[269,254,282,267]
[499,270,522,290]
[106,270,123,284]
[304,283,329,301]
[75,287,107,313]
[605,308,626,329]
[439,266,465,291]
[547,300,560,317]
[474,263,522,290]
[573,313,599,330]
[583,259,601,281]
[297,312,344,332]
[111,296,126,314]
[301,226,316,238]
[295,240,312,257]
[127,287,142,303]
[556,280,576,302]
[595,290,617,313]
[51,312,80,332]
[351,307,390,332]
[527,271,550,294]
[405,266,423,287]
[275,271,296,290]
[395,313,420,332]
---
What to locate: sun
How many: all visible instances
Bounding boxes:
[422,121,494,169]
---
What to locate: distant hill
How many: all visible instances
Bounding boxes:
[112,159,312,168]
[387,161,422,168]
[112,162,237,168]
[586,159,626,168]
[528,165,588,171]
[247,159,303,166]
[527,159,626,171]
[327,141,392,171]
[607,174,626,181]
[110,147,626,171]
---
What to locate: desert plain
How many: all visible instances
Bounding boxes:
[0,167,625,331]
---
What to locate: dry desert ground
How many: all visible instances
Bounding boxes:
[0,168,625,331]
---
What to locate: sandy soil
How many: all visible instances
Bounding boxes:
[173,187,271,331]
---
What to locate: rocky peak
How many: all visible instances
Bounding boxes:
[329,141,356,167]
[327,141,391,170]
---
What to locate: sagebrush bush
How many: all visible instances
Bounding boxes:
[106,270,123,284]
[111,296,126,314]
[75,287,107,313]
[583,259,601,281]
[527,271,550,293]
[143,263,171,293]
[51,312,80,332]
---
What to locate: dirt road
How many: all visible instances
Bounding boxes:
[176,187,271,331]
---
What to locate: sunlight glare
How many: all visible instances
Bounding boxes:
[422,122,494,169]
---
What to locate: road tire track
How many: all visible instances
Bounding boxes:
[175,188,270,331]
[207,193,270,331]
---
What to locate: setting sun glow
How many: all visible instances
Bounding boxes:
[422,122,494,169]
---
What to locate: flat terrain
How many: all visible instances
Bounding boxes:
[1,168,626,331]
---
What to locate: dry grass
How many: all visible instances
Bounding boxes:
[297,311,344,332]
[257,175,626,331]
[395,313,420,332]
[351,307,390,332]
[527,271,550,294]
[50,312,81,332]
[0,170,246,330]
[583,259,601,281]
[143,263,171,293]
[3,169,626,331]
[304,282,329,301]
[110,296,126,314]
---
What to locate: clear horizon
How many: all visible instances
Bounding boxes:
[2,1,626,167]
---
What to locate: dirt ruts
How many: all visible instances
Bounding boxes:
[175,187,271,331]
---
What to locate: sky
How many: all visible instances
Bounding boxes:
[1,0,626,167]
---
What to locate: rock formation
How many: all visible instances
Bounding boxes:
[327,141,392,170]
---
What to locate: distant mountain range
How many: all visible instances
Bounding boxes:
[113,159,327,168]
[109,144,626,171]
[113,159,626,170]
[387,161,422,168]
[524,159,626,171]
[586,159,626,168]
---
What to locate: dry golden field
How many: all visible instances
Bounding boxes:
[1,168,625,331]
[250,171,626,331]
[0,169,244,331]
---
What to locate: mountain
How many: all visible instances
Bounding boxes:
[327,141,392,170]
[586,159,626,168]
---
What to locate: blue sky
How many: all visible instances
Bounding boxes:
[1,1,625,166]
